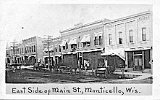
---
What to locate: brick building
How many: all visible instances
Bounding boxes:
[102,11,152,73]
[60,19,109,72]
[6,36,44,66]
[43,37,62,67]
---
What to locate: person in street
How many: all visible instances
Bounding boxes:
[34,62,39,70]
[49,63,52,71]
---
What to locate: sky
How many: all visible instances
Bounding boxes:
[0,1,152,45]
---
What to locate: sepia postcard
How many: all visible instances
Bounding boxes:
[0,0,160,99]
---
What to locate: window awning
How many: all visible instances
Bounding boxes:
[60,39,68,46]
[68,38,77,45]
[101,48,125,60]
[94,31,103,37]
[43,46,54,52]
[80,35,90,43]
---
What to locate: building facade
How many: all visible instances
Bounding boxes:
[43,37,62,67]
[6,36,44,66]
[6,11,152,74]
[60,19,108,72]
[103,11,152,73]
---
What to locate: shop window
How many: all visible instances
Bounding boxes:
[142,27,146,41]
[119,32,123,44]
[129,30,133,43]
[109,34,112,45]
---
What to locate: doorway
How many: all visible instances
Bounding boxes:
[134,51,143,71]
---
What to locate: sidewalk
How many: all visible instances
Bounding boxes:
[21,65,34,70]
[113,71,152,80]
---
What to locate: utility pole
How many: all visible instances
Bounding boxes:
[44,35,53,71]
[10,40,17,64]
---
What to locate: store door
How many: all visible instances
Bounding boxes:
[134,55,143,71]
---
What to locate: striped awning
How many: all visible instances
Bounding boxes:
[60,39,68,46]
[68,38,77,45]
[43,46,54,52]
[80,34,90,43]
[94,31,103,36]
[101,48,125,60]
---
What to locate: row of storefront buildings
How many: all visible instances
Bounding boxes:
[6,11,152,73]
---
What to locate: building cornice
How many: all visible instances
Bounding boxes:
[60,19,109,33]
[104,11,152,25]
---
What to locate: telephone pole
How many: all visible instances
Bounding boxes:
[10,40,17,64]
[44,35,53,71]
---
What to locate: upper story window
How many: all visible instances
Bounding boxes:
[59,45,61,52]
[69,38,77,51]
[62,46,65,50]
[25,47,27,53]
[83,42,90,47]
[22,48,23,53]
[71,44,77,51]
[31,46,33,52]
[142,27,146,41]
[55,48,57,52]
[109,34,112,45]
[60,39,68,50]
[33,45,36,52]
[66,43,68,49]
[94,32,102,46]
[30,46,32,53]
[94,35,102,45]
[118,32,123,44]
[129,30,133,43]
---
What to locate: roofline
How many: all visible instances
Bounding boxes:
[60,19,109,33]
[104,10,152,25]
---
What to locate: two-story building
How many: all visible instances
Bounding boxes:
[102,11,152,73]
[43,37,62,67]
[60,19,109,72]
[22,36,44,65]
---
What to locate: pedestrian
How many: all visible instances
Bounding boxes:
[34,62,38,71]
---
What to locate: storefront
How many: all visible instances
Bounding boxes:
[55,55,62,65]
[44,57,54,66]
[101,48,125,69]
[63,52,78,69]
[78,49,104,71]
[125,48,151,72]
[28,56,36,65]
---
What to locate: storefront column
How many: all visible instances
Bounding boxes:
[133,52,134,70]
[125,52,128,69]
[142,50,145,71]
[150,48,153,74]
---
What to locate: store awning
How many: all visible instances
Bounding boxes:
[55,54,61,57]
[94,31,103,37]
[60,39,68,46]
[68,38,77,45]
[76,48,103,53]
[125,47,151,51]
[101,48,125,60]
[80,34,91,43]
